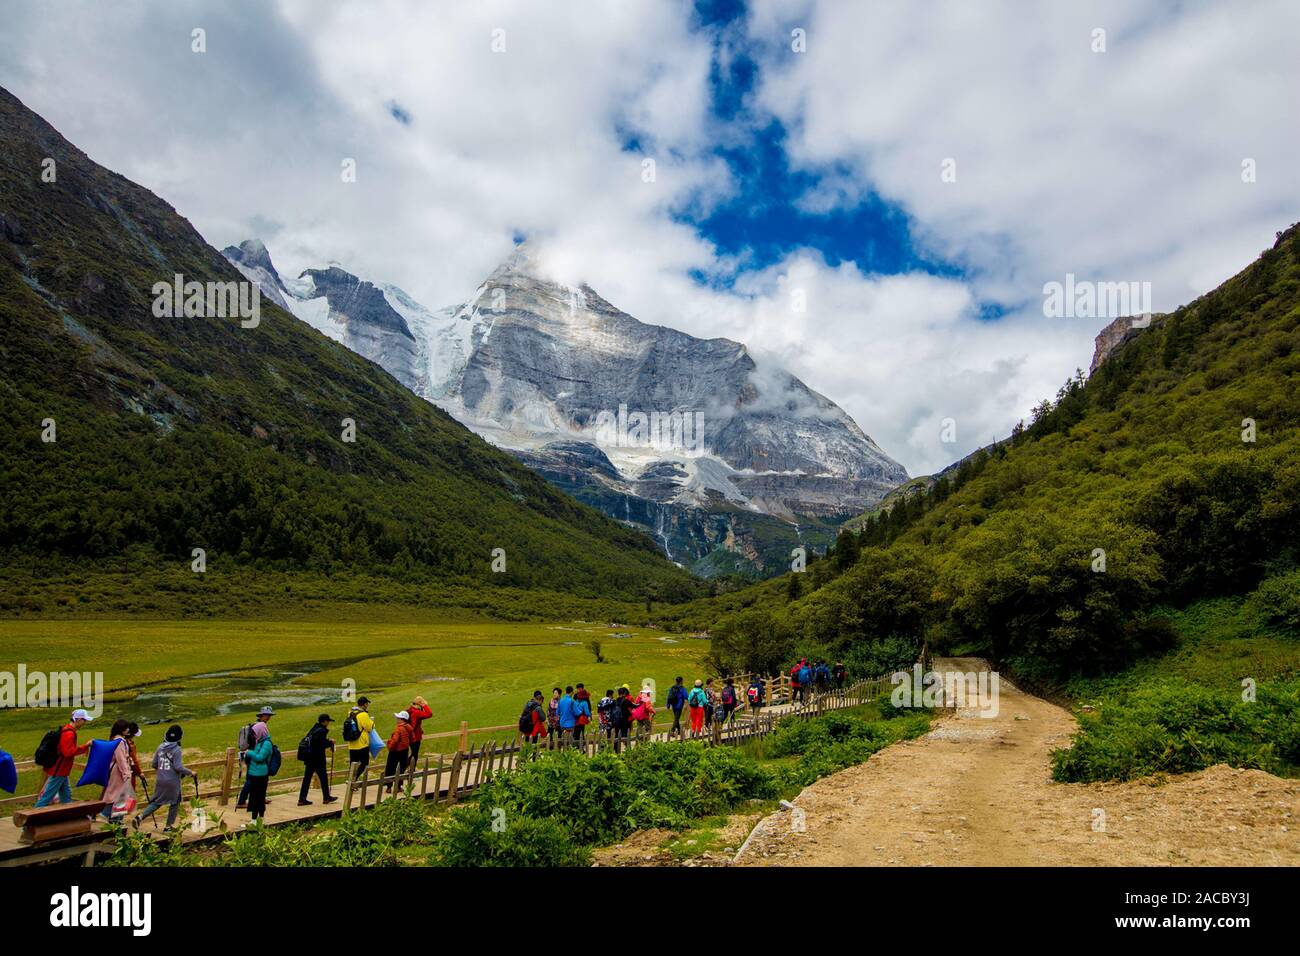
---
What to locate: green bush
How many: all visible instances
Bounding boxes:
[767,709,932,789]
[427,806,590,867]
[1247,569,1300,632]
[1051,678,1300,782]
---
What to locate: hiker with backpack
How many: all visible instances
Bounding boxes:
[556,687,578,747]
[789,660,803,704]
[297,714,336,806]
[243,720,275,823]
[573,686,592,745]
[597,689,616,739]
[33,708,92,808]
[687,680,708,738]
[667,676,688,737]
[133,725,194,831]
[703,678,716,729]
[833,662,847,690]
[711,690,727,741]
[407,696,432,763]
[383,710,414,791]
[721,677,739,725]
[100,719,137,821]
[798,661,814,702]
[344,697,375,782]
[632,685,655,740]
[519,691,546,743]
[236,705,275,809]
[611,686,634,751]
[747,676,765,713]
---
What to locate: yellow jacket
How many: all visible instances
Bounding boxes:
[346,709,375,751]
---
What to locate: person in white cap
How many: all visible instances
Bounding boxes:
[33,709,92,807]
[383,710,413,791]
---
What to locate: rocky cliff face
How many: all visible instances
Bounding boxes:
[1090,313,1162,374]
[223,241,909,575]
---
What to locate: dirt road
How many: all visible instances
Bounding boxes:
[736,658,1299,866]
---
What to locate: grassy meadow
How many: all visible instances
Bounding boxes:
[0,614,711,803]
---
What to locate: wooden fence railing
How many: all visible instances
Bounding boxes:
[1,669,875,814]
[336,674,894,815]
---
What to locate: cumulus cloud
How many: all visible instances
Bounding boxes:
[1,0,1294,477]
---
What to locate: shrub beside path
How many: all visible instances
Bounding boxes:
[736,658,1299,866]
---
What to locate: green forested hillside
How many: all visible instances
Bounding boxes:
[0,87,693,605]
[662,223,1300,681]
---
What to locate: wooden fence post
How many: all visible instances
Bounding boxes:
[458,721,469,753]
[219,747,237,807]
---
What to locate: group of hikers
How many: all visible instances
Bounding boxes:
[232,695,434,820]
[29,709,197,831]
[516,661,844,750]
[23,660,851,832]
[788,658,848,703]
[24,694,435,831]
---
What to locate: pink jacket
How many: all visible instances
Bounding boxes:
[102,737,136,805]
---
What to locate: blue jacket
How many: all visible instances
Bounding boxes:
[557,694,577,729]
[574,698,591,722]
[246,736,273,777]
[667,683,687,711]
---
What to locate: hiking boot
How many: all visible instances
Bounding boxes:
[323,796,338,804]
[298,799,312,806]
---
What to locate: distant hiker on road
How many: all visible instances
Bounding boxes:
[687,680,707,737]
[407,696,432,763]
[833,662,847,690]
[789,661,802,704]
[520,691,547,743]
[798,661,814,701]
[384,710,413,790]
[237,705,275,809]
[747,676,765,713]
[133,724,194,831]
[667,676,687,737]
[297,714,336,806]
[33,708,92,808]
[244,720,274,823]
[100,718,136,821]
[703,678,716,729]
[344,698,375,781]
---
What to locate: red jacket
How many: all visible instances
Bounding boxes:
[47,724,89,778]
[407,703,432,741]
[387,721,413,753]
[529,706,546,738]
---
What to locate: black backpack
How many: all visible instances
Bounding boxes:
[296,732,313,761]
[518,702,536,734]
[34,728,63,768]
[342,713,361,742]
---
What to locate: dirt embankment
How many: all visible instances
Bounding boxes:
[736,658,1298,866]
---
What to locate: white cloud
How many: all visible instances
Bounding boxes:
[1,0,1294,477]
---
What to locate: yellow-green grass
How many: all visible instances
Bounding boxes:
[0,617,709,804]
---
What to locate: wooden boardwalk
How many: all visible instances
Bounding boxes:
[1,677,889,866]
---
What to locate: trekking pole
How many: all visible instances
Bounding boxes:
[192,774,201,801]
[140,777,159,830]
